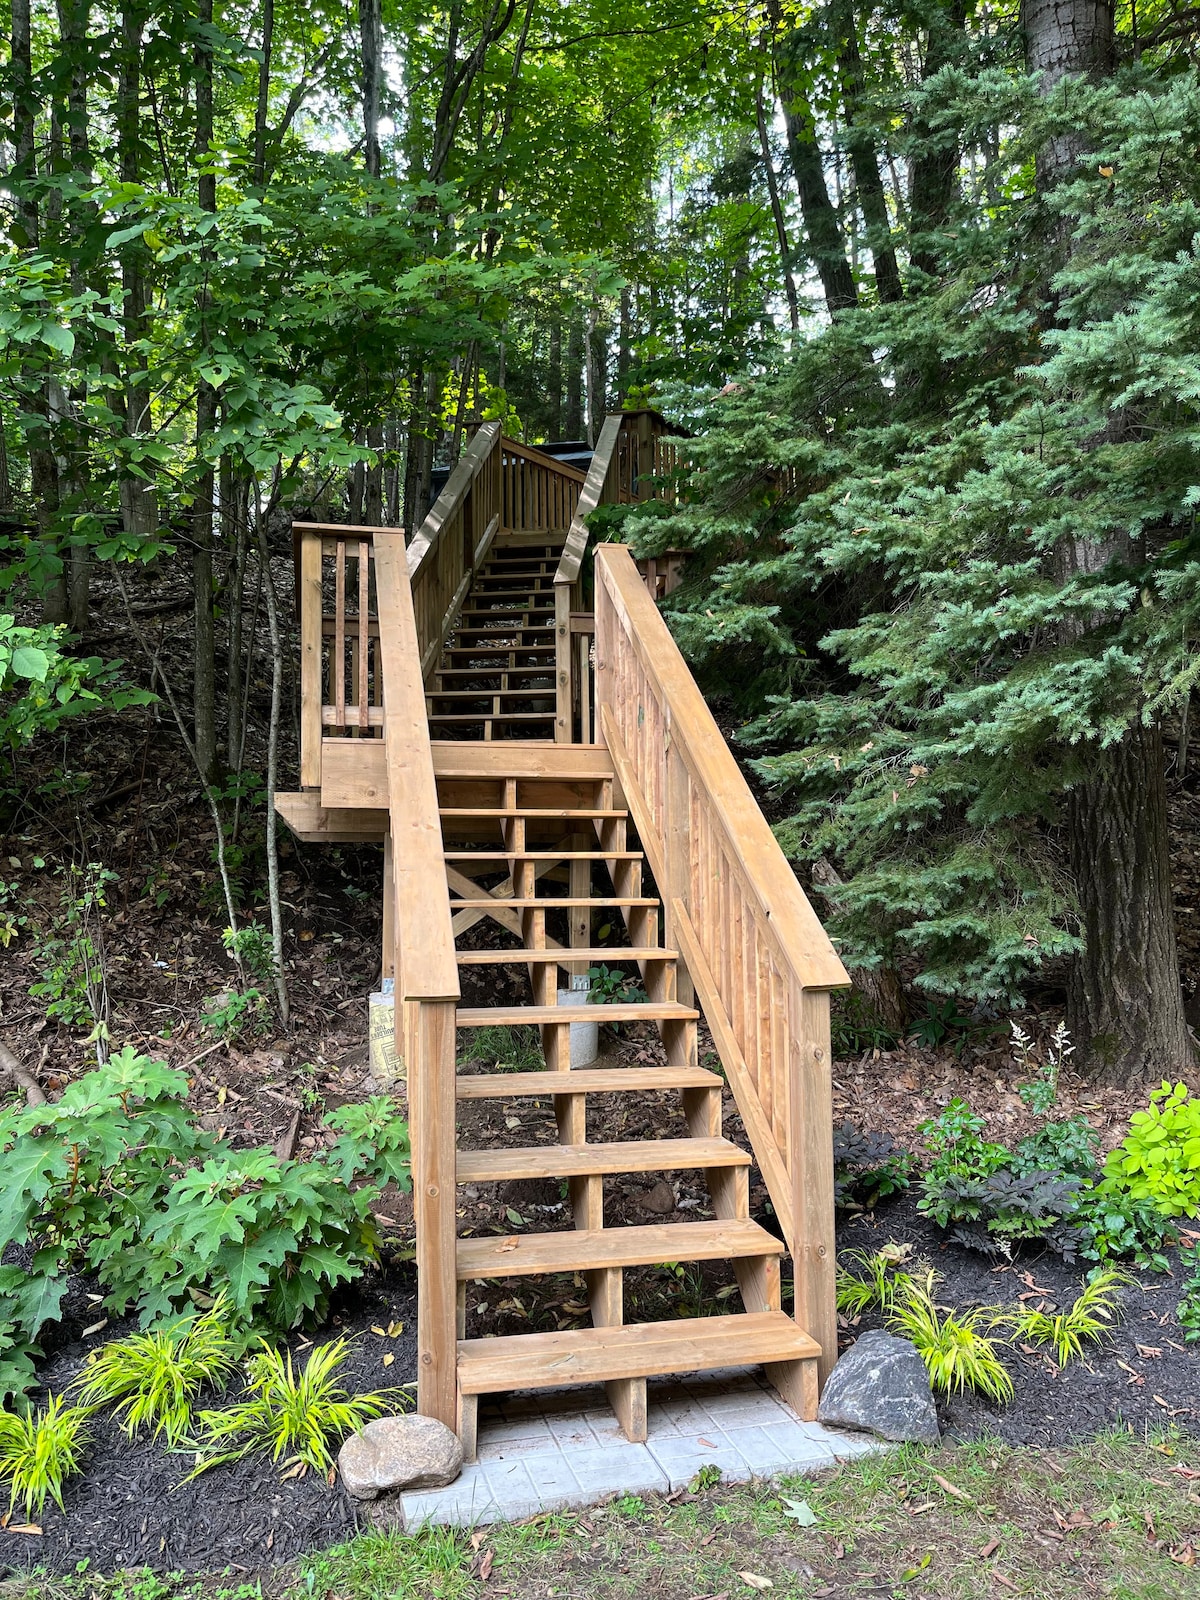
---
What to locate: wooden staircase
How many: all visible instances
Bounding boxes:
[279,413,847,1458]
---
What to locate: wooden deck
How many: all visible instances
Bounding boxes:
[278,412,847,1456]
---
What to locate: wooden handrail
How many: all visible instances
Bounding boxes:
[501,436,587,481]
[371,531,459,1433]
[295,524,383,788]
[593,543,847,1384]
[408,422,503,682]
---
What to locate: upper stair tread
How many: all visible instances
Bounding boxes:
[455,945,673,963]
[457,1136,749,1182]
[457,1311,819,1392]
[456,1003,693,1026]
[440,807,626,820]
[457,1219,783,1279]
[450,898,655,913]
[454,1064,719,1098]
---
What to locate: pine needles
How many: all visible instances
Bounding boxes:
[75,1299,238,1445]
[0,1395,90,1517]
[190,1337,400,1476]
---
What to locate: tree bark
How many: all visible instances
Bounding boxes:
[193,0,218,782]
[565,314,583,439]
[833,0,903,304]
[1022,0,1193,1079]
[1066,722,1192,1083]
[908,0,966,281]
[548,306,563,436]
[755,83,801,333]
[359,0,382,178]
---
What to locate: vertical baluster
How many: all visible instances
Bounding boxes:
[358,540,370,731]
[334,539,346,729]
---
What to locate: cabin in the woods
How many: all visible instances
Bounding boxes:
[276,412,848,1458]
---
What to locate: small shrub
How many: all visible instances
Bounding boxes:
[28,862,117,1043]
[994,1268,1129,1367]
[1012,1020,1074,1117]
[200,986,270,1039]
[192,1338,400,1476]
[586,963,647,1004]
[1103,1080,1200,1218]
[833,1122,914,1209]
[835,1245,914,1316]
[886,1273,1013,1403]
[1076,1182,1177,1272]
[75,1299,238,1444]
[0,1395,90,1516]
[938,1169,1085,1258]
[223,923,277,983]
[1177,1243,1200,1343]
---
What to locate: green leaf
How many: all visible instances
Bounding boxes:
[38,322,75,358]
[10,646,50,682]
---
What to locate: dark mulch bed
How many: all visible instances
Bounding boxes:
[839,1191,1200,1446]
[0,1262,418,1580]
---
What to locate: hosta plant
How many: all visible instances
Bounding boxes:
[886,1274,1013,1404]
[0,1395,90,1517]
[75,1298,238,1445]
[191,1337,402,1477]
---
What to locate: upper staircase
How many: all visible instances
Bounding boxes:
[278,412,847,1457]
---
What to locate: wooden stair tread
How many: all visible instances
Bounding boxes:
[449,897,657,911]
[454,1064,719,1098]
[431,714,558,724]
[439,807,627,820]
[457,1136,748,1182]
[457,1311,819,1393]
[458,1001,694,1025]
[444,852,642,864]
[457,1220,783,1279]
[456,947,667,965]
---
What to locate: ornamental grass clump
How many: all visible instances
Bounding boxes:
[993,1268,1129,1368]
[886,1273,1013,1404]
[835,1245,915,1316]
[0,1395,90,1517]
[191,1337,401,1477]
[75,1298,238,1445]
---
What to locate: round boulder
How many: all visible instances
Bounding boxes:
[337,1415,464,1499]
[817,1329,940,1445]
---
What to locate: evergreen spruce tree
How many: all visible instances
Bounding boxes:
[628,30,1200,1084]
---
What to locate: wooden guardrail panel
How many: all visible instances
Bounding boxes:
[500,437,586,532]
[593,542,847,1385]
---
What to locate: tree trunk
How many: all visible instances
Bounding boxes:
[254,0,274,187]
[908,0,966,281]
[1023,0,1192,1079]
[118,4,157,544]
[774,69,857,315]
[359,0,382,178]
[755,83,801,333]
[833,0,902,304]
[565,314,583,439]
[1066,722,1192,1083]
[193,0,218,781]
[548,306,563,436]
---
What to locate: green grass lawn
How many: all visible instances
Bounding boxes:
[6,1431,1198,1600]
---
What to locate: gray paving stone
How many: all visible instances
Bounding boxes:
[645,1431,754,1491]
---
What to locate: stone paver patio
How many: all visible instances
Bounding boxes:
[376,1369,884,1531]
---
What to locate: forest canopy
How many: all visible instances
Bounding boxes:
[3,0,1200,1083]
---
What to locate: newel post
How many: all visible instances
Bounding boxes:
[792,986,838,1391]
[407,996,459,1430]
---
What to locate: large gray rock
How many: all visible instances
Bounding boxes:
[338,1415,463,1499]
[817,1329,940,1444]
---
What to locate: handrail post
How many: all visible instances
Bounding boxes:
[794,988,837,1389]
[298,530,323,787]
[554,580,572,742]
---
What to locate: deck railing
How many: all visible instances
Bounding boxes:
[593,543,848,1385]
[552,410,687,742]
[500,436,586,532]
[407,421,503,683]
